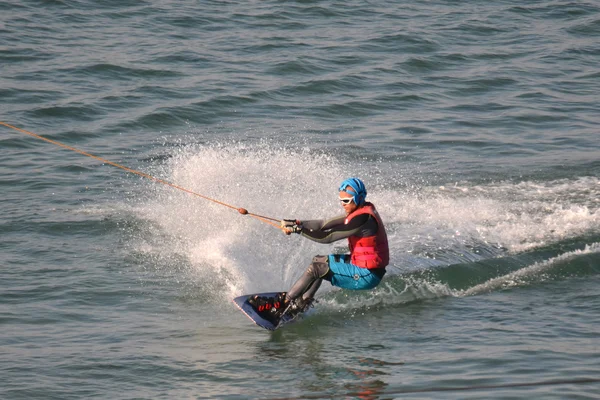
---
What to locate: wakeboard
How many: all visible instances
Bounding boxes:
[233,292,306,331]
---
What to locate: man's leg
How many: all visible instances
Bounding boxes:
[250,256,329,319]
[286,255,330,301]
[302,279,322,301]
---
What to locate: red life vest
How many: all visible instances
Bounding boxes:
[344,202,389,269]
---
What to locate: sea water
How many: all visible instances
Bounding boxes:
[1,1,599,398]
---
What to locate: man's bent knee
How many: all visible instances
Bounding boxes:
[308,255,330,278]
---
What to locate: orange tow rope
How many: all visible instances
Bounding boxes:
[1,121,284,231]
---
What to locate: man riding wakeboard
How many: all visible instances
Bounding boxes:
[249,177,389,321]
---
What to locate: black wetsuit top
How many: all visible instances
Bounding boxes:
[300,214,386,278]
[300,214,377,244]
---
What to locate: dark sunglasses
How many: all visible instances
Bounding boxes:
[339,197,354,204]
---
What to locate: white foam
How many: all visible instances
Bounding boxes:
[459,242,600,296]
[330,242,600,308]
[131,142,345,299]
[126,141,600,301]
[374,176,600,264]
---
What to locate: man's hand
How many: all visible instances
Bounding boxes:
[281,219,303,235]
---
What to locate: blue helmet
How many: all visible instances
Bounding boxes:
[339,177,367,206]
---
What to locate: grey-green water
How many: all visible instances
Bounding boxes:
[1,1,600,399]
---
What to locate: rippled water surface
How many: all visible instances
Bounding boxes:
[1,1,600,398]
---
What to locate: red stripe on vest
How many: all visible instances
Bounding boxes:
[344,203,389,269]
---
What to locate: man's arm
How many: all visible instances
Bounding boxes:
[301,214,373,244]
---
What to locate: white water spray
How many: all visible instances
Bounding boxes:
[126,140,600,305]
